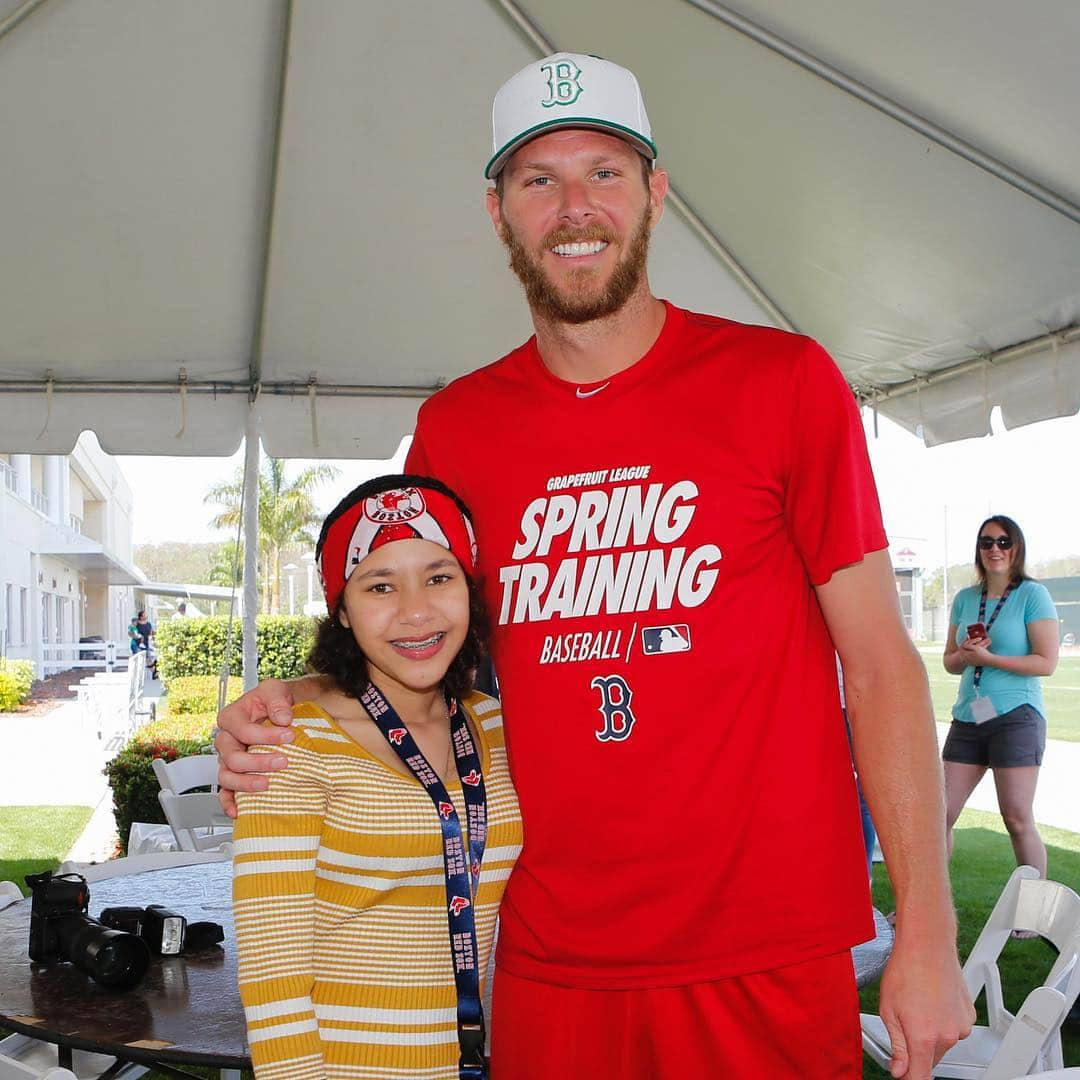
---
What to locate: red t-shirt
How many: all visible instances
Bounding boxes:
[406,302,885,989]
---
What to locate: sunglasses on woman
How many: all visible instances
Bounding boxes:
[978,536,1013,550]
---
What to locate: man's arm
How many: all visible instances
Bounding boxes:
[214,675,331,816]
[816,549,974,1080]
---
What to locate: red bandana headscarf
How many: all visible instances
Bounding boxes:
[316,478,478,613]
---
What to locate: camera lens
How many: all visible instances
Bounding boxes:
[61,918,150,990]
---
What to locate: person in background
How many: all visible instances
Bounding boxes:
[233,475,521,1080]
[127,614,140,656]
[942,515,1059,885]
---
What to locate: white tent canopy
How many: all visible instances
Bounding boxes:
[1,0,1079,455]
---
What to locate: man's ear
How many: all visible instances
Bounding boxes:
[486,187,504,236]
[338,605,351,629]
[648,167,669,228]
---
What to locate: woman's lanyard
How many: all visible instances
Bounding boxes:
[359,683,489,1080]
[973,584,1014,691]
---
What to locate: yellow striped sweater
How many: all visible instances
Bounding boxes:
[233,692,522,1080]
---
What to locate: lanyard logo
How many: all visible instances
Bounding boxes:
[540,59,584,107]
[591,674,638,742]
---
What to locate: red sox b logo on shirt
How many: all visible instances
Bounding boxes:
[591,674,637,742]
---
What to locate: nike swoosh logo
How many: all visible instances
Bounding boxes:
[575,382,610,399]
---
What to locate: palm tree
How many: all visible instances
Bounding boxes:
[205,458,338,613]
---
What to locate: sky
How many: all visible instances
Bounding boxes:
[115,408,1080,573]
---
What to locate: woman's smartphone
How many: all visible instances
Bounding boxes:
[966,622,987,640]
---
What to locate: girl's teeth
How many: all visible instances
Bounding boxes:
[395,634,441,650]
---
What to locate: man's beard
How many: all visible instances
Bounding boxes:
[499,208,652,325]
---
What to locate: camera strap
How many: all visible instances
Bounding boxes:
[973,584,1014,691]
[360,683,488,1080]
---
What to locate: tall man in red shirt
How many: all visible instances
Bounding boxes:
[216,53,972,1079]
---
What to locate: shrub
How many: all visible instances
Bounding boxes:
[164,675,243,715]
[0,659,35,712]
[103,713,217,854]
[156,615,316,681]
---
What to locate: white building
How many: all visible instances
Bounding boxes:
[1,435,141,675]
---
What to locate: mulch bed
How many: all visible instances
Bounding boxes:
[1,667,84,717]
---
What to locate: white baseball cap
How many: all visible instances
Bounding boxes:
[485,52,656,179]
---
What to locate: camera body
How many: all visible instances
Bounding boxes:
[100,905,186,955]
[26,871,149,991]
[27,871,91,965]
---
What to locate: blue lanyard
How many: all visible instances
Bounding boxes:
[974,584,1013,690]
[360,683,488,1080]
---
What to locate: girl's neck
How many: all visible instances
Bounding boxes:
[984,570,1013,596]
[369,677,446,727]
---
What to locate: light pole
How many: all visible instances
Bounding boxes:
[303,551,316,611]
[283,563,299,616]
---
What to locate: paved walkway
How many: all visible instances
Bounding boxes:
[1,673,164,862]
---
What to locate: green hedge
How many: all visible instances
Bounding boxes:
[0,659,35,711]
[165,675,243,715]
[156,615,316,681]
[103,713,217,854]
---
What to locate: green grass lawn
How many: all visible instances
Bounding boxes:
[0,805,93,894]
[922,648,1080,742]
[860,807,1080,1077]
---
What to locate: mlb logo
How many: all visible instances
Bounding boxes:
[641,624,691,654]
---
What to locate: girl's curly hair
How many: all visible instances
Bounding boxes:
[306,576,490,703]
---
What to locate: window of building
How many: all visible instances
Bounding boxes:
[19,587,28,646]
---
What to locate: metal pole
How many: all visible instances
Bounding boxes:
[0,0,50,44]
[681,0,1080,228]
[242,411,261,691]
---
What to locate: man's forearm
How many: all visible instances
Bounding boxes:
[847,647,956,937]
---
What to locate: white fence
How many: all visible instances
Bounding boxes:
[41,640,129,675]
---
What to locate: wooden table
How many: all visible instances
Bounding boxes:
[0,861,248,1076]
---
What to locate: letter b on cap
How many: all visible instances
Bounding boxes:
[540,59,583,107]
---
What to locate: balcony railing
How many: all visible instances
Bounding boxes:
[31,487,50,515]
[0,460,16,494]
[68,514,83,535]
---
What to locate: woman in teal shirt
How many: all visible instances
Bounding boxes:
[942,516,1059,878]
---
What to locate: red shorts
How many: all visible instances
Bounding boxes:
[490,951,862,1079]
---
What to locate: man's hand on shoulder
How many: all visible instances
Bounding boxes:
[878,929,974,1079]
[215,677,324,816]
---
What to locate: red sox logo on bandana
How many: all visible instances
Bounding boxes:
[439,801,455,820]
[387,728,407,745]
[449,896,471,916]
[366,488,425,524]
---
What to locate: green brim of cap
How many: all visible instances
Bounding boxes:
[485,117,658,179]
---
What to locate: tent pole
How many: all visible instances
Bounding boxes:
[0,0,50,43]
[682,0,1080,228]
[242,410,260,691]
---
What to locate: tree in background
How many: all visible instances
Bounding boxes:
[207,539,245,590]
[204,459,338,614]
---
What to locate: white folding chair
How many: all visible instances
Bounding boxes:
[1025,1070,1080,1079]
[156,791,234,853]
[57,849,231,882]
[862,866,1080,1078]
[0,881,23,910]
[0,1051,77,1080]
[151,753,233,853]
[151,752,218,796]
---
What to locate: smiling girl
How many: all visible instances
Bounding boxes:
[233,475,521,1080]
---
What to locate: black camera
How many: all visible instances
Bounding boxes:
[100,905,186,955]
[26,871,149,991]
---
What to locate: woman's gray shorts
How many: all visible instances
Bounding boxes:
[942,704,1046,768]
